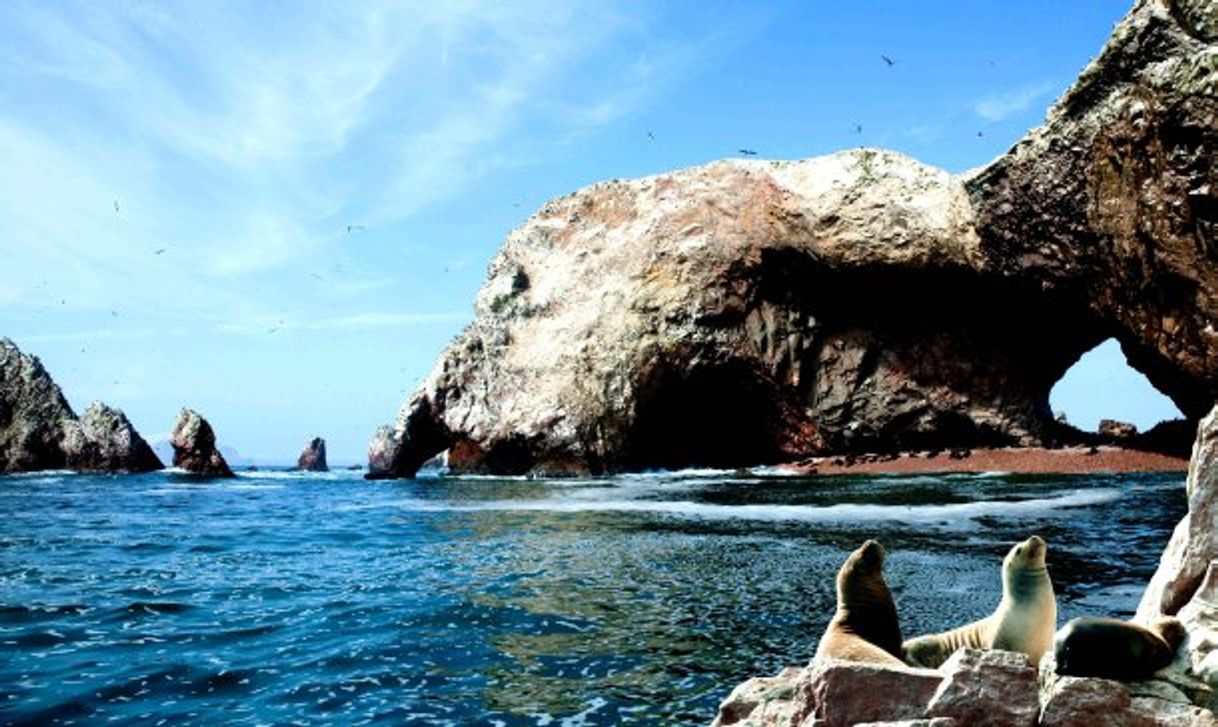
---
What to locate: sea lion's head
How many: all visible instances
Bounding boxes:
[1152,616,1187,650]
[834,539,902,654]
[1002,535,1050,598]
[837,539,890,606]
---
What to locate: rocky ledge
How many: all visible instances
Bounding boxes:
[370,0,1218,478]
[0,338,161,474]
[170,409,234,478]
[712,402,1218,727]
[296,436,328,472]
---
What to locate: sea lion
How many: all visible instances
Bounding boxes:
[903,535,1056,668]
[1054,616,1185,681]
[814,539,905,665]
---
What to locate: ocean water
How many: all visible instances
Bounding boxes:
[0,468,1186,726]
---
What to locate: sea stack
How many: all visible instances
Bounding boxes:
[0,337,162,474]
[62,402,163,473]
[170,408,235,478]
[296,436,328,472]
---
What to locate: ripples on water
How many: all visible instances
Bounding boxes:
[0,468,1186,725]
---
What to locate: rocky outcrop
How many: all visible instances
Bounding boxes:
[0,338,161,474]
[170,409,234,478]
[1139,404,1218,693]
[62,402,162,473]
[296,436,328,472]
[1100,419,1140,442]
[371,0,1217,478]
[370,151,1093,477]
[967,0,1218,422]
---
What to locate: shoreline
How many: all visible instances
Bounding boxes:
[778,445,1188,476]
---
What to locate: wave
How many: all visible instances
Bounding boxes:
[346,488,1121,526]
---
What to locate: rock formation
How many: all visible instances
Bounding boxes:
[967,0,1218,423]
[169,408,234,478]
[0,338,162,474]
[1139,404,1218,692]
[1099,419,1140,442]
[61,402,162,473]
[370,0,1217,478]
[296,436,328,472]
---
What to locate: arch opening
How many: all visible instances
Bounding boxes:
[1050,338,1184,436]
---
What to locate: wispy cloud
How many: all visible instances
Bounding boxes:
[973,82,1057,122]
[212,311,470,336]
[0,0,700,315]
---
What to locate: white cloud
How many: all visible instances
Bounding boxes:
[0,0,697,318]
[973,82,1057,122]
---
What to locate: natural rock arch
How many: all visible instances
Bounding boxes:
[368,0,1217,478]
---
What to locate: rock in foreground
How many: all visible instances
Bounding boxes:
[296,437,328,472]
[0,338,161,474]
[170,409,234,478]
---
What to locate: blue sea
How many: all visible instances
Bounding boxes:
[0,468,1186,726]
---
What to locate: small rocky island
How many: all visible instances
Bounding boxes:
[170,408,235,478]
[0,338,161,474]
[367,0,1218,479]
[296,436,328,472]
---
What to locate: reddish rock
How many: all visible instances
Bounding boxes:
[1039,676,1137,727]
[925,649,1039,727]
[788,659,943,727]
[170,409,234,478]
[710,668,800,727]
[296,437,328,472]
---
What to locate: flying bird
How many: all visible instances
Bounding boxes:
[647,131,655,140]
[881,55,895,66]
[853,123,863,134]
[346,224,366,235]
[154,248,165,255]
[738,149,758,156]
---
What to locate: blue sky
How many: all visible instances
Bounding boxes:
[0,1,1180,464]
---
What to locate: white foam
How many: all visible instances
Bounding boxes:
[351,487,1122,526]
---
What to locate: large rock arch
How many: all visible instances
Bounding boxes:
[369,0,1217,478]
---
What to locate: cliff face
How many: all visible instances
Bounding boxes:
[969,0,1218,421]
[371,0,1217,478]
[0,338,161,474]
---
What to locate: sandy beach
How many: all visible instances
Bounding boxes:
[780,445,1188,476]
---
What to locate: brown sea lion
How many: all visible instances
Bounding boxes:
[903,535,1057,668]
[1054,616,1185,681]
[814,539,905,665]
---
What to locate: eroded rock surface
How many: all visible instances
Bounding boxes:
[372,0,1217,478]
[170,408,234,478]
[296,437,328,472]
[968,0,1218,422]
[0,338,161,474]
[371,152,1092,477]
[62,402,162,473]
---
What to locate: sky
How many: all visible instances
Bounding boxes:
[0,0,1181,465]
